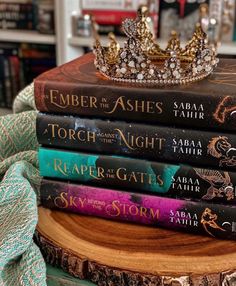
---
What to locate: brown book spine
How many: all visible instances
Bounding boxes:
[34,54,236,132]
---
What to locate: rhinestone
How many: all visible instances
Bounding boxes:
[121,52,127,59]
[205,66,211,72]
[120,67,127,74]
[204,56,211,61]
[193,68,198,74]
[137,73,144,80]
[173,70,180,78]
[141,63,146,68]
[170,63,175,69]
[163,73,168,79]
[101,66,107,72]
[197,65,203,71]
[128,61,135,68]
[149,69,154,75]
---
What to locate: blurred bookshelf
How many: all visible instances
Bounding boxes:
[0,0,236,109]
[0,30,56,44]
[69,36,236,56]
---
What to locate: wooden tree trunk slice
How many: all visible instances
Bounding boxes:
[36,207,236,286]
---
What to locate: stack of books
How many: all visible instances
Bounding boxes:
[34,8,236,241]
[34,51,236,241]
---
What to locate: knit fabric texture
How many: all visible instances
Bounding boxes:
[0,83,47,285]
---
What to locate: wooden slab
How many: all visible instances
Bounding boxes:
[47,264,95,286]
[36,207,236,286]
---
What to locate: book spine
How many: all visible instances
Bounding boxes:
[37,113,236,171]
[39,147,236,204]
[0,3,35,29]
[34,77,236,132]
[40,178,236,240]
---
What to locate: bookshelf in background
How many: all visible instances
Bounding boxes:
[0,0,56,108]
[0,42,56,108]
[0,0,236,109]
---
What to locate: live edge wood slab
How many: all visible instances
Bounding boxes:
[36,207,236,286]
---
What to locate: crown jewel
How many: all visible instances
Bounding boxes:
[93,5,219,85]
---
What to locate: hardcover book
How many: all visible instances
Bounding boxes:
[39,147,236,204]
[34,53,236,132]
[40,178,236,240]
[37,113,236,171]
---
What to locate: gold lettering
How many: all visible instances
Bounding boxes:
[81,96,89,107]
[49,89,65,108]
[79,197,86,208]
[48,123,59,138]
[71,94,79,106]
[115,128,135,150]
[69,196,77,207]
[54,159,68,176]
[58,128,67,139]
[69,129,76,140]
[129,172,138,183]
[146,101,155,113]
[150,208,160,220]
[156,102,163,114]
[54,192,69,208]
[129,205,139,216]
[77,130,86,142]
[72,164,80,175]
[135,100,145,112]
[81,165,88,175]
[157,175,164,186]
[116,168,127,180]
[90,96,97,108]
[140,206,147,217]
[88,131,96,142]
[105,96,126,114]
[106,200,120,217]
[97,167,105,178]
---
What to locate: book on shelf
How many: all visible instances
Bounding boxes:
[0,43,56,107]
[40,178,236,240]
[0,1,37,30]
[38,147,236,204]
[0,0,54,34]
[37,112,236,171]
[80,0,159,35]
[34,53,236,132]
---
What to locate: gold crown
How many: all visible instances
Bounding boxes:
[93,5,219,85]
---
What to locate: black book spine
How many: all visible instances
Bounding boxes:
[39,147,236,204]
[37,113,236,171]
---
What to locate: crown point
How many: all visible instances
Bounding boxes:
[137,5,149,18]
[93,4,218,85]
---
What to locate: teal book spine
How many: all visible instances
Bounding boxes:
[39,147,236,203]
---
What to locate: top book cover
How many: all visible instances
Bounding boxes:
[34,53,236,132]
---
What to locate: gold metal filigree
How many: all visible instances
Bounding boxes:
[93,4,218,85]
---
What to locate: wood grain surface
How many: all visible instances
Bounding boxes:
[36,207,236,286]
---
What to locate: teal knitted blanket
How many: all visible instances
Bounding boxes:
[0,84,47,285]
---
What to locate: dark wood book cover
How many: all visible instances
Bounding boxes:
[34,53,236,131]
